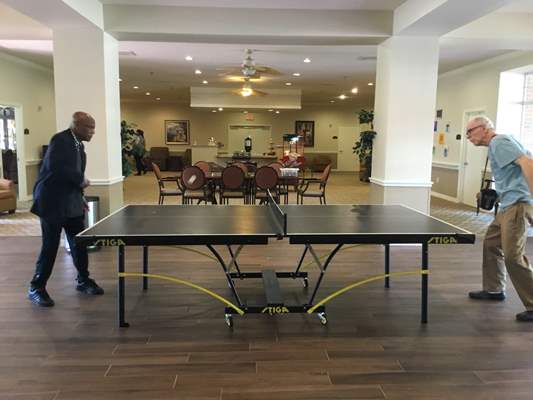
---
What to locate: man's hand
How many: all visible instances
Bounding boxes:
[81,178,90,189]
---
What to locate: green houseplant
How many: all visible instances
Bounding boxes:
[353,109,376,182]
[120,120,136,178]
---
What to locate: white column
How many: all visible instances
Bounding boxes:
[53,27,123,215]
[370,36,439,213]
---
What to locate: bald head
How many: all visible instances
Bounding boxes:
[70,112,95,142]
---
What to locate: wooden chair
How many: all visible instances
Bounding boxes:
[253,166,279,204]
[194,161,210,176]
[268,162,289,204]
[219,165,247,204]
[181,165,214,204]
[151,162,182,205]
[296,163,332,204]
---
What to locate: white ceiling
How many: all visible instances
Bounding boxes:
[98,0,408,10]
[0,0,531,107]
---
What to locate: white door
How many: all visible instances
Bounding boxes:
[459,110,487,207]
[337,126,359,171]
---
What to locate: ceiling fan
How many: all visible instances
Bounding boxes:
[217,49,282,81]
[231,77,267,97]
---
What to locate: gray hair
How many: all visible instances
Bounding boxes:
[470,116,494,130]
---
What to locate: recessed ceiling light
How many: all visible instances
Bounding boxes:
[156,97,161,101]
[292,72,301,77]
[275,110,280,114]
[133,86,139,89]
[268,109,274,112]
[145,92,151,96]
[185,55,193,61]
[195,69,202,75]
[202,80,208,84]
[285,82,292,86]
[303,58,311,63]
[330,100,335,103]
[218,107,223,111]
[119,78,123,82]
[243,111,248,114]
[368,82,374,86]
[212,110,217,113]
[338,94,347,100]
[351,87,359,94]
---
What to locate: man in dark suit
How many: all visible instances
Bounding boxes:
[28,112,104,307]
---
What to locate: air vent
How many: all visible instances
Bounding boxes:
[119,51,137,57]
[357,56,377,61]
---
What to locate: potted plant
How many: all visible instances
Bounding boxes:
[352,109,376,182]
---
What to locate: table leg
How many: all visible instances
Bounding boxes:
[384,244,390,288]
[143,246,149,291]
[421,243,428,324]
[118,245,129,328]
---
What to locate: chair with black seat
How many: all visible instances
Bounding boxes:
[152,162,182,204]
[296,163,332,205]
[253,166,280,204]
[219,165,247,204]
[181,165,214,204]
[268,162,289,204]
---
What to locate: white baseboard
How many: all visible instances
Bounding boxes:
[431,191,459,203]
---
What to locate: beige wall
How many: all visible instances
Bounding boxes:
[0,52,56,162]
[0,51,56,198]
[431,166,458,198]
[120,101,367,156]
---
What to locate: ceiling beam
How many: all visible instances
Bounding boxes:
[1,0,104,30]
[103,5,392,45]
[393,0,515,36]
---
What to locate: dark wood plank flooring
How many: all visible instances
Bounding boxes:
[1,236,533,399]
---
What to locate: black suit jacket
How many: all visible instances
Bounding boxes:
[31,129,86,221]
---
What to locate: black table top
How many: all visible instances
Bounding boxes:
[76,204,475,246]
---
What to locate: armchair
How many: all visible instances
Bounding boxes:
[0,178,16,214]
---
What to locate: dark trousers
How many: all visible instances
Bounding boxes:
[31,215,89,288]
[134,154,145,174]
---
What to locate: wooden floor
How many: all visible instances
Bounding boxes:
[1,237,533,399]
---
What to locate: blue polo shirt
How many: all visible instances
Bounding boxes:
[488,135,533,210]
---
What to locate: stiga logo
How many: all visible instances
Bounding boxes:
[93,238,126,246]
[262,306,290,315]
[428,236,458,244]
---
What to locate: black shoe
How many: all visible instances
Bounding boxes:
[468,290,506,301]
[516,311,533,322]
[76,278,104,295]
[28,287,55,307]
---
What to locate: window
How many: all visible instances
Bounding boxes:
[521,73,533,152]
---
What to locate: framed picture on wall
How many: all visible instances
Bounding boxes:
[295,120,314,147]
[165,120,190,145]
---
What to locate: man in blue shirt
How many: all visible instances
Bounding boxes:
[466,116,533,322]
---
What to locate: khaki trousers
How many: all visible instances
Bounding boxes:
[482,202,533,310]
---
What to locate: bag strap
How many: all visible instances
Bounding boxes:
[480,155,489,191]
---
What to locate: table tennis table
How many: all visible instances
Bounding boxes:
[76,196,475,328]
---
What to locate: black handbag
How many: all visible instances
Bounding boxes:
[477,156,499,214]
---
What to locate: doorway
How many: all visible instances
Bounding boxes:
[459,109,486,208]
[0,104,27,201]
[337,126,358,171]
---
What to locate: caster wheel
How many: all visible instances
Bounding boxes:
[303,277,309,288]
[317,312,327,326]
[224,314,233,328]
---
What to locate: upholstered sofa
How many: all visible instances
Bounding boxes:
[0,178,16,214]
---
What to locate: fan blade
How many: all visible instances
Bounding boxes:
[255,66,282,76]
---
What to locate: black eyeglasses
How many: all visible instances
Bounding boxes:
[466,125,484,137]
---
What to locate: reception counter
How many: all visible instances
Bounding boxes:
[216,153,278,167]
